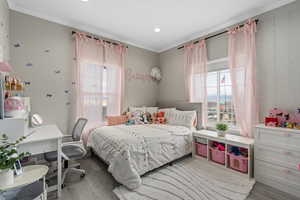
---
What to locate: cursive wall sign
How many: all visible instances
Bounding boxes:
[126,68,153,82]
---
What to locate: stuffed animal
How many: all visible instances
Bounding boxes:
[131,110,144,125]
[142,112,152,124]
[265,117,278,127]
[269,108,290,127]
[292,108,300,124]
[153,112,166,124]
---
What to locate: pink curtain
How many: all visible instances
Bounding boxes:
[228,20,258,138]
[104,43,126,116]
[74,33,126,143]
[184,40,208,128]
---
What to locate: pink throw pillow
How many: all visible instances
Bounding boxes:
[107,115,128,126]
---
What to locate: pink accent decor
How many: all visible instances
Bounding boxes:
[107,115,128,126]
[4,97,25,111]
[209,147,225,165]
[0,62,12,72]
[228,20,258,138]
[228,153,248,173]
[74,32,126,144]
[195,143,207,158]
[184,40,208,128]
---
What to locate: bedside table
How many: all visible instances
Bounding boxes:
[0,165,49,200]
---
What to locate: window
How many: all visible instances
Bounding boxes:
[207,69,236,127]
[82,64,108,122]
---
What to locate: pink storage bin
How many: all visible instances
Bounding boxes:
[195,143,207,158]
[228,153,248,173]
[209,147,225,165]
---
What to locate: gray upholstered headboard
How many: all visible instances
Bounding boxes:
[156,101,202,129]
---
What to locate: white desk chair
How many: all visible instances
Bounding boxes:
[44,118,88,187]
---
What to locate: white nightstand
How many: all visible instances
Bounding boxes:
[192,130,254,178]
[0,165,49,200]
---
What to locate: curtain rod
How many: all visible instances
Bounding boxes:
[72,31,128,48]
[177,19,259,50]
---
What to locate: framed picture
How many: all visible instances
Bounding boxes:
[14,160,23,176]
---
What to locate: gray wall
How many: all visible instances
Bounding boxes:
[0,0,9,62]
[158,1,300,121]
[10,11,159,134]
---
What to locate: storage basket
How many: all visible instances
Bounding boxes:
[209,147,225,165]
[228,153,248,173]
[195,143,207,158]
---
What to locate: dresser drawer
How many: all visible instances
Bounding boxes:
[255,160,300,187]
[255,170,300,198]
[255,128,300,150]
[255,144,300,170]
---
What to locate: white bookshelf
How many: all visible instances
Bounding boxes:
[192,130,254,178]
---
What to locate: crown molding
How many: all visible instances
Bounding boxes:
[7,0,295,53]
[158,0,296,53]
[7,1,159,53]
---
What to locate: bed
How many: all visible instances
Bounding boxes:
[87,102,201,190]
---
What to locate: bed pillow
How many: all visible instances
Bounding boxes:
[158,108,176,122]
[144,107,158,115]
[129,106,145,113]
[167,110,197,129]
[107,115,128,126]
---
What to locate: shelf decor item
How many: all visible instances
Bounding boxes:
[0,134,30,187]
[216,123,228,137]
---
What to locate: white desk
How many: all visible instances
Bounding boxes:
[18,125,63,198]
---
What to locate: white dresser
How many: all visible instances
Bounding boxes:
[255,124,300,198]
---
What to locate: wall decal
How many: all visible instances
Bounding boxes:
[54,70,61,74]
[44,49,50,53]
[14,43,21,48]
[66,102,71,106]
[26,63,33,67]
[72,82,76,85]
[126,68,153,82]
[64,90,69,94]
[24,81,31,85]
[46,94,53,98]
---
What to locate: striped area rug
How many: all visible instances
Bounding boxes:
[114,158,255,200]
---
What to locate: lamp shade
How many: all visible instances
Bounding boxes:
[0,62,12,73]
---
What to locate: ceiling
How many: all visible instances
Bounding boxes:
[8,0,295,52]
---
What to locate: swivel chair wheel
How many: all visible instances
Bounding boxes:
[80,173,86,178]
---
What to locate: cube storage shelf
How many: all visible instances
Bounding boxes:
[192,130,254,178]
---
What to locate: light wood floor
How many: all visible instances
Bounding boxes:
[49,156,299,200]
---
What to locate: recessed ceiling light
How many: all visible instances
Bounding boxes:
[81,0,89,2]
[154,28,161,33]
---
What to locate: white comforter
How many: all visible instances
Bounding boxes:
[87,124,192,190]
